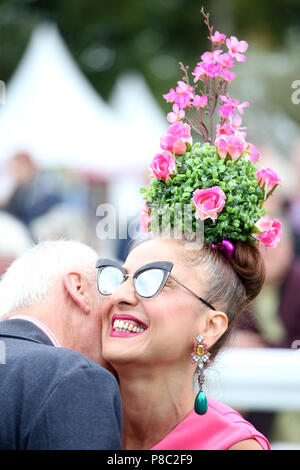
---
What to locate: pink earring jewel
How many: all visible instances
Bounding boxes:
[191,334,210,415]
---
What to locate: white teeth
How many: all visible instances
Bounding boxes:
[113,318,146,333]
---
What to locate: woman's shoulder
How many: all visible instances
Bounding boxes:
[151,397,270,450]
[201,397,271,449]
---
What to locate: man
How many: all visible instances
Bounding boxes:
[0,240,122,450]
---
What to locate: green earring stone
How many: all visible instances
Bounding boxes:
[194,391,208,415]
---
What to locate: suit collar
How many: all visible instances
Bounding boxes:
[0,319,56,347]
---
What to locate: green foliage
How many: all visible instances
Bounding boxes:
[141,142,265,244]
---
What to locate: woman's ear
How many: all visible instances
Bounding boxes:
[199,310,228,349]
[63,272,91,315]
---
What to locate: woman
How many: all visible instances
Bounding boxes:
[96,11,280,450]
[97,236,270,450]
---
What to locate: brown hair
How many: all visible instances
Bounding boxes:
[181,239,266,361]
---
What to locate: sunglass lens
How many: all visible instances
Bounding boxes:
[97,266,124,295]
[135,269,165,298]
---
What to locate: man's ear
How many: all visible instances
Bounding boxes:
[63,272,91,315]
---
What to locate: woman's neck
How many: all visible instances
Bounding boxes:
[117,364,195,450]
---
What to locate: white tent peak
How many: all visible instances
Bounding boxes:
[110,71,166,138]
[0,23,157,177]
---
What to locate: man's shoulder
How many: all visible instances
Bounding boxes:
[20,343,113,380]
[5,339,117,393]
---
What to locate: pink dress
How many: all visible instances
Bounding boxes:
[150,397,270,450]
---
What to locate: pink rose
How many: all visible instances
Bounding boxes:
[160,122,192,155]
[246,143,260,163]
[140,203,151,234]
[215,134,246,161]
[256,167,281,193]
[192,186,226,221]
[150,151,176,181]
[226,135,246,160]
[215,136,228,159]
[172,139,186,155]
[254,215,282,248]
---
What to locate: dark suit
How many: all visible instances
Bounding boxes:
[0,319,122,450]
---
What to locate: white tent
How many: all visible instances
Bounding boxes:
[109,71,166,147]
[108,72,166,213]
[0,24,161,179]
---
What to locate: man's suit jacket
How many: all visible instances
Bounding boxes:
[0,319,122,450]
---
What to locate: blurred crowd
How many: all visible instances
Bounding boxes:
[0,145,300,446]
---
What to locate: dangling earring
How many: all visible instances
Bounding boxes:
[191,334,210,415]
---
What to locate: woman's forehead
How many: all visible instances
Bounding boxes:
[124,239,181,270]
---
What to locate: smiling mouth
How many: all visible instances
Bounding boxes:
[110,315,148,337]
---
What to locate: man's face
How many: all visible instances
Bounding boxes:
[76,273,110,368]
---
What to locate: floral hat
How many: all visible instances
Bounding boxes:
[140,8,282,252]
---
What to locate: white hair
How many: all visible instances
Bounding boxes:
[0,239,99,319]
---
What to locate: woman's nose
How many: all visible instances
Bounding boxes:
[110,275,139,307]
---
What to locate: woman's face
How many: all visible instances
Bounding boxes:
[101,238,211,369]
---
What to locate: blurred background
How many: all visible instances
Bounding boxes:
[0,0,299,449]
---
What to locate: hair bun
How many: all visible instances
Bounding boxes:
[230,241,266,303]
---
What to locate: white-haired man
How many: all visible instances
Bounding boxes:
[0,240,122,450]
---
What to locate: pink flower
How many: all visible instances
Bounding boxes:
[160,122,192,155]
[215,136,228,159]
[256,167,281,193]
[229,114,247,138]
[167,104,185,123]
[163,88,177,103]
[220,96,249,114]
[220,68,236,82]
[192,94,208,108]
[192,186,226,221]
[172,139,186,155]
[216,122,235,138]
[219,104,235,119]
[140,203,151,233]
[226,36,248,62]
[237,101,249,115]
[215,134,246,160]
[202,62,222,79]
[211,31,226,45]
[174,92,192,109]
[254,215,282,248]
[150,151,176,181]
[218,53,235,68]
[246,143,260,163]
[192,63,206,82]
[176,80,194,96]
[201,49,223,64]
[225,135,246,160]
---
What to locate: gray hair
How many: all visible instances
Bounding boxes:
[0,240,99,318]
